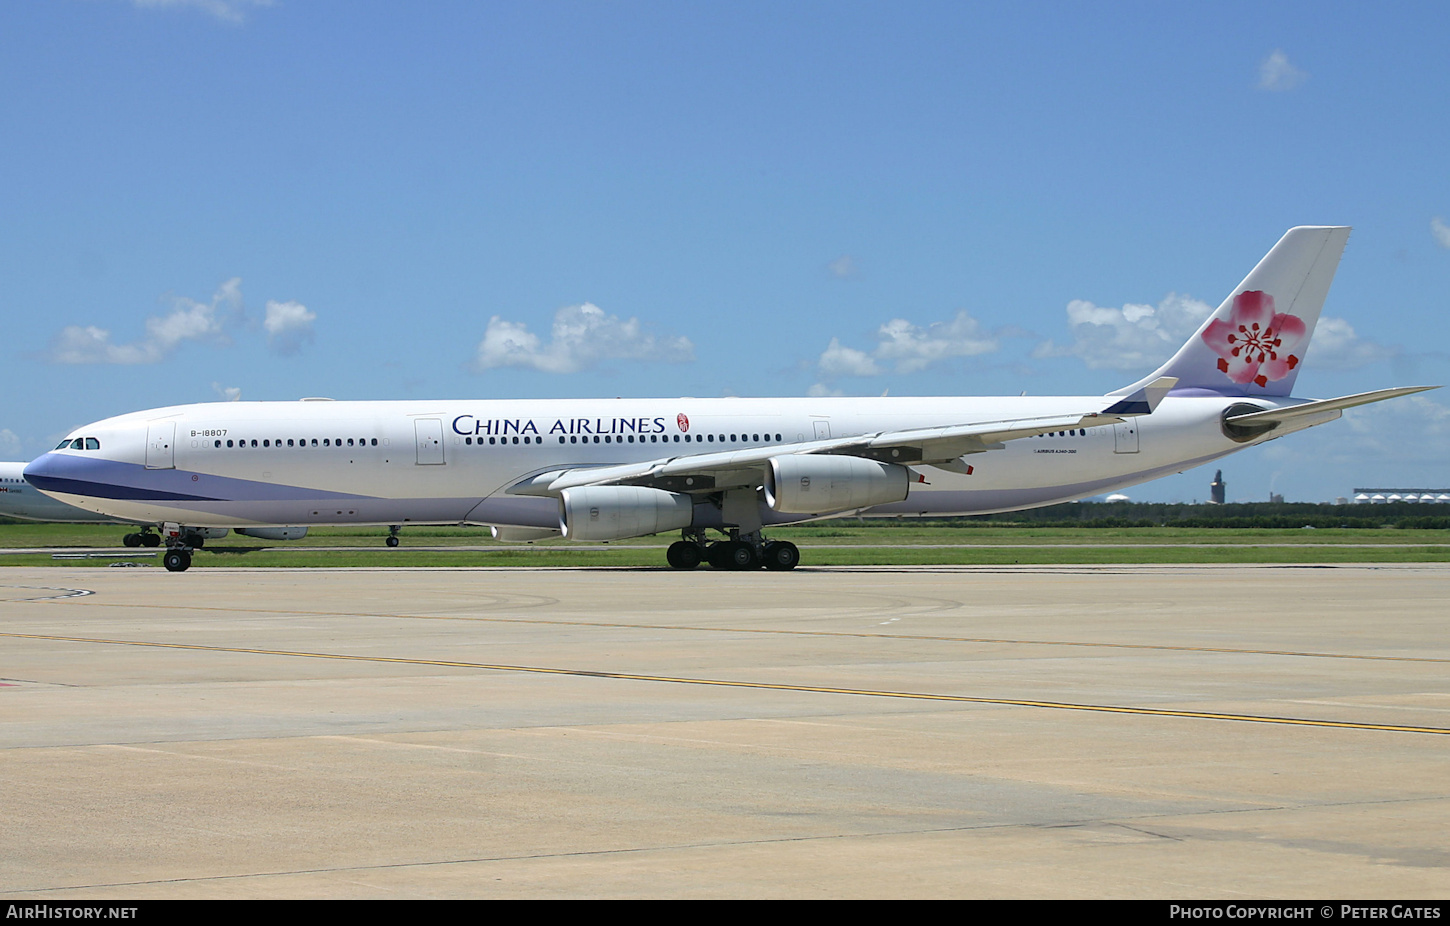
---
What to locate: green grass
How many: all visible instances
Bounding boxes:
[2,520,1446,568]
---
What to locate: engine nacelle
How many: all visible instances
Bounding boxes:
[234,526,309,541]
[490,525,562,543]
[559,486,694,542]
[764,454,910,514]
[190,527,230,540]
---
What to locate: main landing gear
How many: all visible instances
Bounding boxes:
[666,529,800,571]
[122,527,162,548]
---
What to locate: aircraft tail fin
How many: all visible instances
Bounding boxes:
[1112,226,1351,398]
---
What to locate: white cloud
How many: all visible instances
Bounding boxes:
[1432,217,1450,250]
[815,311,999,379]
[47,278,241,365]
[1034,293,1213,372]
[212,383,242,402]
[471,303,694,374]
[0,428,21,458]
[132,0,273,24]
[1302,317,1398,370]
[873,313,997,374]
[264,300,317,355]
[817,337,881,377]
[827,255,858,279]
[1258,50,1308,91]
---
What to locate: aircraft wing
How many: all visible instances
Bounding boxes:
[515,400,1166,501]
[518,376,1176,496]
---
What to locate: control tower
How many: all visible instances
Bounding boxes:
[1209,470,1226,505]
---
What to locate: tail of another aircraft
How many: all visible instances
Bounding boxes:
[1113,226,1352,398]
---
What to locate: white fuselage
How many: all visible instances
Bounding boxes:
[24,393,1281,532]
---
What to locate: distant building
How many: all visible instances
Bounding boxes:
[1209,470,1225,505]
[1351,488,1450,504]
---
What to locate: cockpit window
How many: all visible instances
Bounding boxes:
[57,440,72,450]
[85,438,100,450]
[70,438,84,450]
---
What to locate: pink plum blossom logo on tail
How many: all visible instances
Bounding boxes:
[1201,290,1307,388]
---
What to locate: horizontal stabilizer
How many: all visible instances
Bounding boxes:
[1224,386,1438,428]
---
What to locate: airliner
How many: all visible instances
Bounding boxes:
[2,461,118,525]
[0,461,292,547]
[23,226,1433,572]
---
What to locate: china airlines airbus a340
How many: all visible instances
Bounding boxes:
[24,226,1434,572]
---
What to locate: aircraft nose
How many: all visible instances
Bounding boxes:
[22,453,64,491]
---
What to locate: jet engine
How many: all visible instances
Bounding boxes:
[559,486,694,542]
[764,454,910,514]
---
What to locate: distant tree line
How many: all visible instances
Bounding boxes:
[960,500,1450,529]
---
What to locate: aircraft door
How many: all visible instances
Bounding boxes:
[813,420,831,440]
[415,418,445,465]
[145,420,176,470]
[1113,421,1140,454]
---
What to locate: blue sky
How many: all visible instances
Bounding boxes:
[2,1,1447,503]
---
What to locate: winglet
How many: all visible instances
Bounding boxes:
[1101,376,1177,416]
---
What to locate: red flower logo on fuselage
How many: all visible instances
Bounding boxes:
[677,413,690,433]
[1201,290,1307,388]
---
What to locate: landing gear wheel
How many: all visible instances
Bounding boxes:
[762,540,800,571]
[711,540,759,571]
[183,533,205,549]
[386,535,400,548]
[123,533,141,548]
[142,533,161,547]
[666,541,702,570]
[163,549,192,572]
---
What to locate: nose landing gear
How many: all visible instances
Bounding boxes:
[162,548,193,572]
[160,523,199,572]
